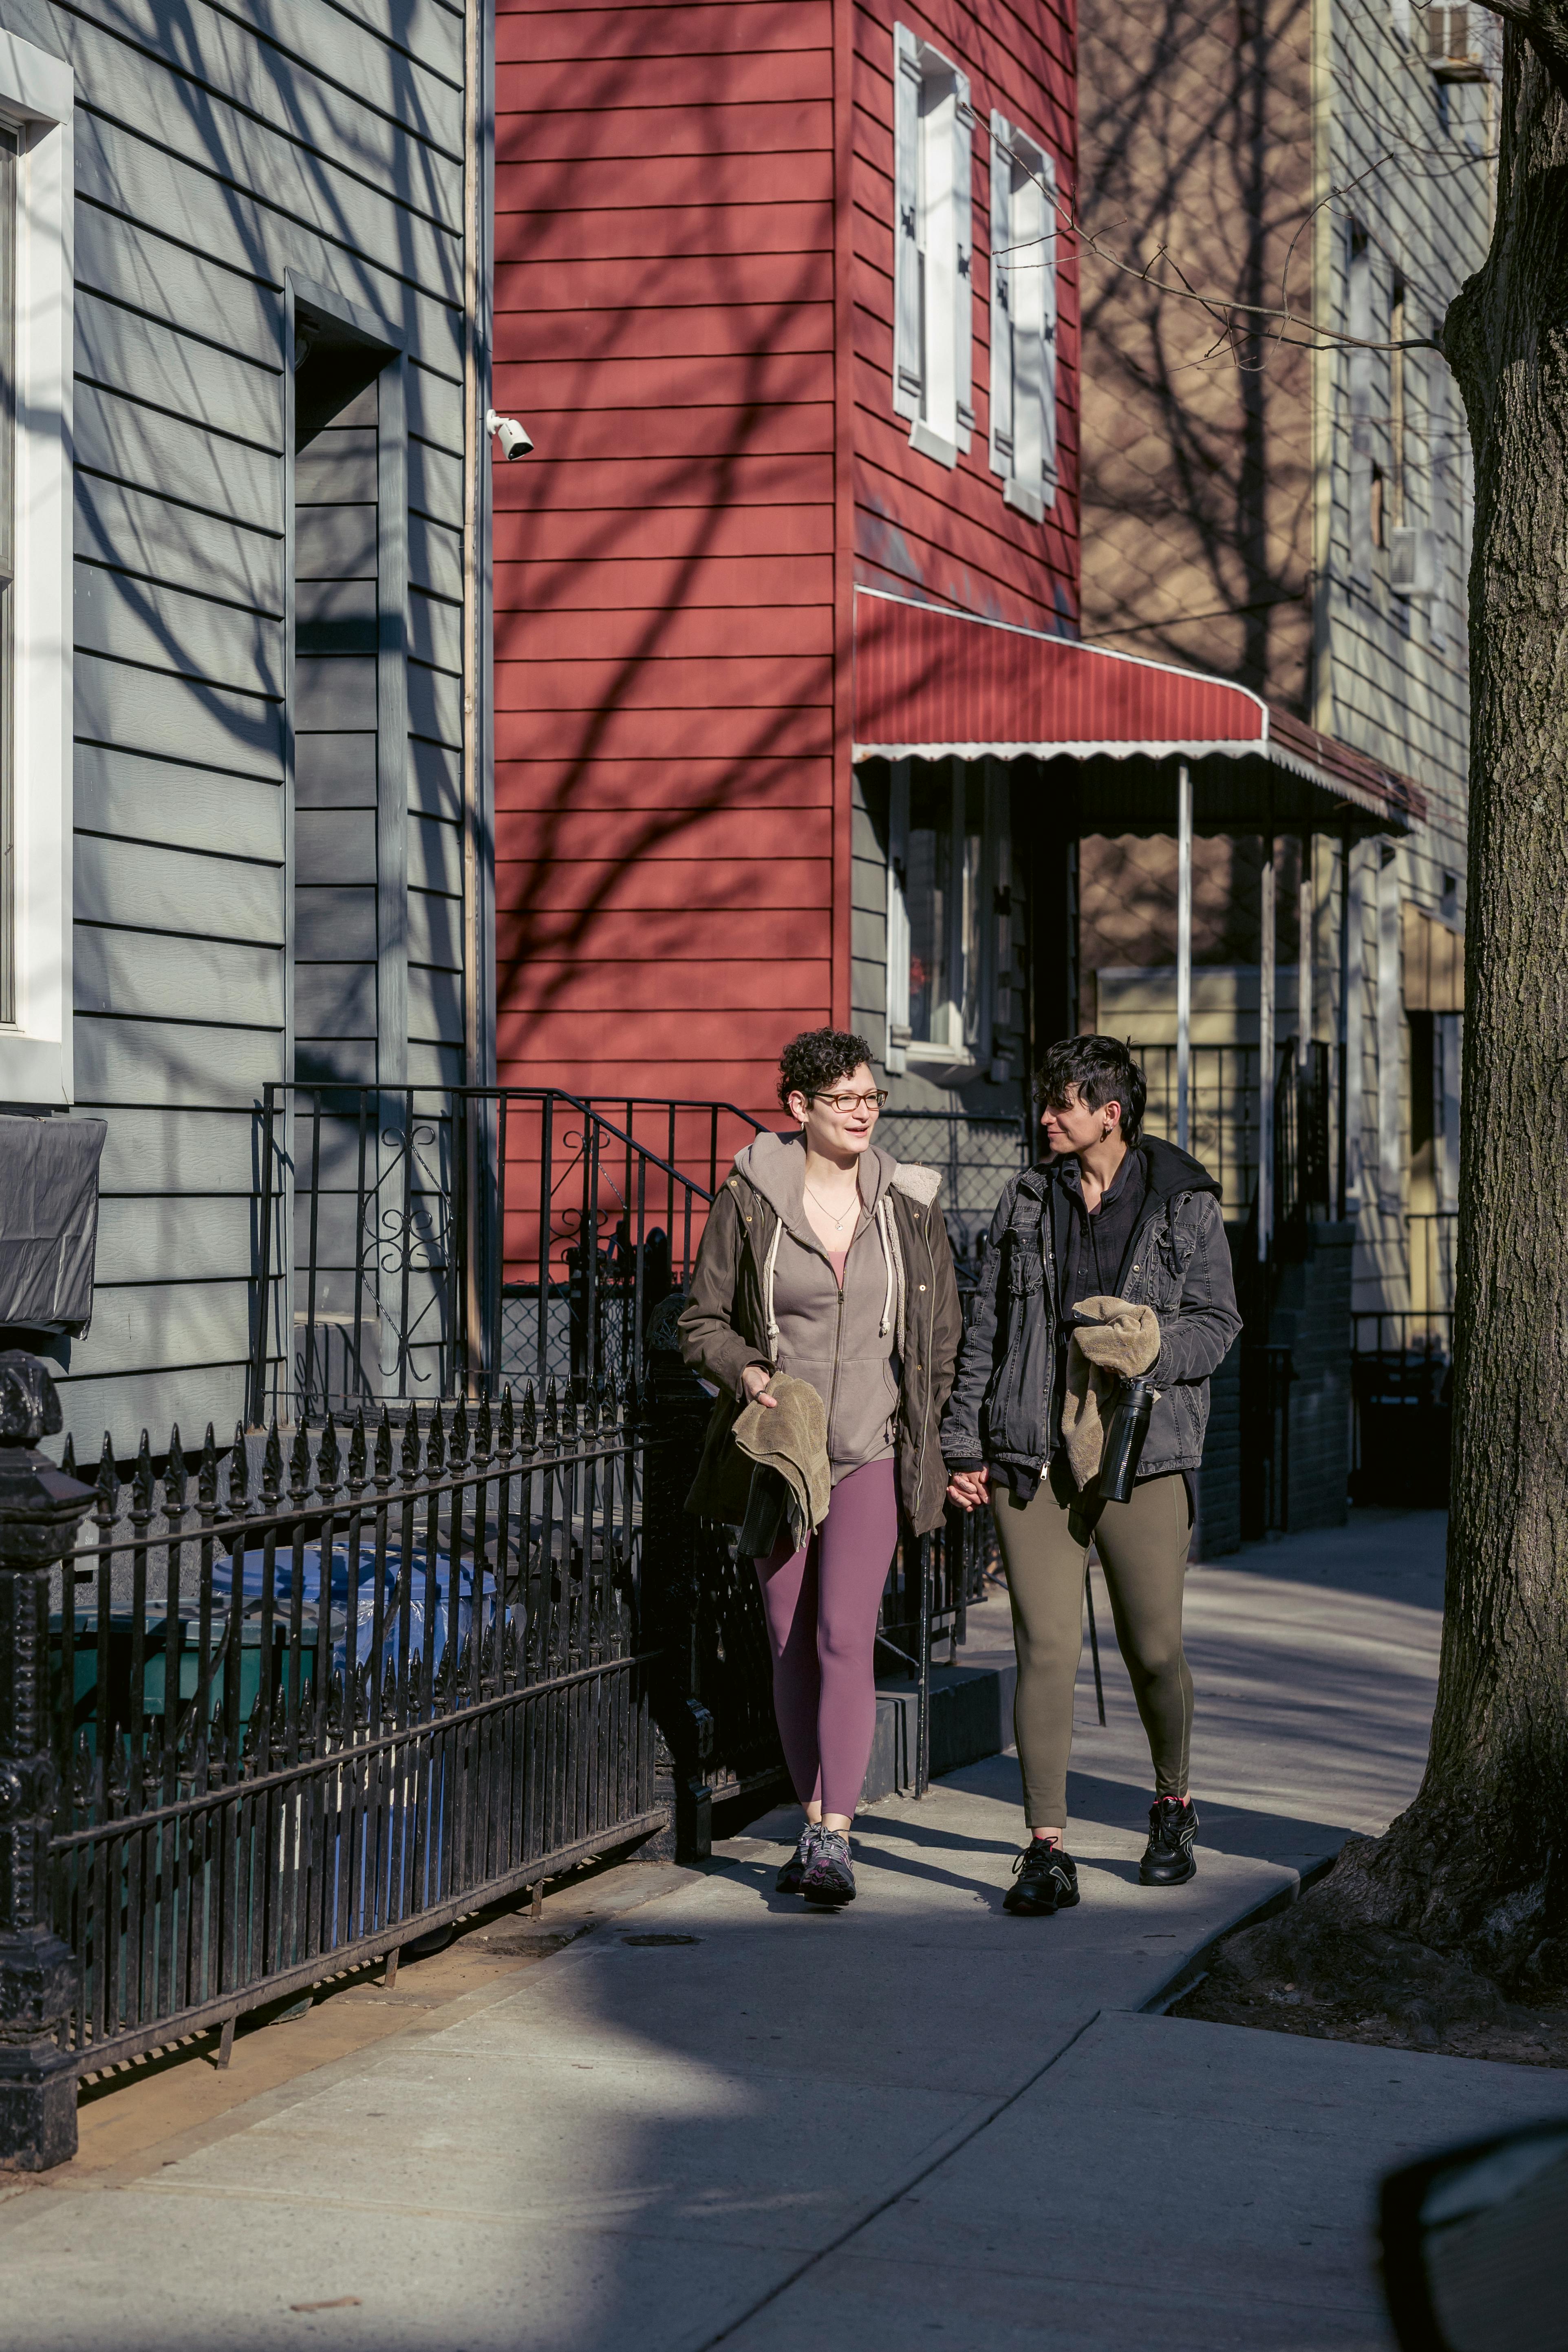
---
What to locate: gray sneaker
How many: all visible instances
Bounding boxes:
[800,1827,856,1907]
[776,1822,821,1894]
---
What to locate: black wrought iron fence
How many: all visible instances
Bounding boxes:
[251,1086,766,1423]
[44,1378,661,2088]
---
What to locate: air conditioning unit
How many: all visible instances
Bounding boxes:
[1427,4,1490,80]
[1390,525,1440,601]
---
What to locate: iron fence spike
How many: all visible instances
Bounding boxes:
[375,1406,394,1485]
[229,1422,250,1509]
[262,1420,283,1502]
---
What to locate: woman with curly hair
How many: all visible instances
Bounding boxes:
[679,1028,962,1906]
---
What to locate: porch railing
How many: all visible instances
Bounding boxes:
[249,1085,766,1424]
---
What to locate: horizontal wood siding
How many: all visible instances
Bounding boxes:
[850,0,1078,632]
[493,0,838,1128]
[0,0,468,1450]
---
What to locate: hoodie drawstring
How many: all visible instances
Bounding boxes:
[762,1217,784,1363]
[875,1198,898,1339]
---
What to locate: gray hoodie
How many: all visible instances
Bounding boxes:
[731,1130,913,1483]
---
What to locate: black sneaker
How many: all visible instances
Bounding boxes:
[1003,1840,1080,1916]
[1140,1797,1198,1885]
[800,1827,856,1906]
[776,1823,820,1894]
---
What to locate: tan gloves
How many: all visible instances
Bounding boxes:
[1062,1294,1162,1491]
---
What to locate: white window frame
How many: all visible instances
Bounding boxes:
[0,35,71,1106]
[989,115,1057,521]
[885,757,1006,1075]
[892,24,973,470]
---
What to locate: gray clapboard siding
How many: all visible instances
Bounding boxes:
[75,386,282,538]
[20,0,464,218]
[94,1109,264,1193]
[296,885,377,960]
[77,927,285,1028]
[405,365,463,451]
[409,514,461,602]
[298,430,378,505]
[55,1366,252,1458]
[408,1041,463,1088]
[410,812,461,894]
[409,440,463,527]
[76,477,284,616]
[75,566,284,699]
[297,505,378,580]
[76,750,282,864]
[75,834,282,945]
[409,586,460,673]
[76,291,282,451]
[73,115,464,367]
[298,809,377,885]
[407,966,463,1040]
[408,660,461,746]
[76,203,284,372]
[410,738,460,822]
[296,578,377,629]
[323,0,463,79]
[96,1194,258,1284]
[408,887,460,969]
[294,962,378,1037]
[65,1277,256,1375]
[74,1015,287,1105]
[76,651,284,779]
[296,655,377,733]
[298,733,377,805]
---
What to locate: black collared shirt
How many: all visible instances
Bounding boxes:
[1048,1146,1148,1454]
[1054,1145,1148,1320]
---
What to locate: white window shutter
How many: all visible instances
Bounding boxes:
[952,68,974,448]
[1038,146,1059,501]
[989,113,1014,479]
[892,24,922,421]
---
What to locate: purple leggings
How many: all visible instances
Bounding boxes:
[753,1457,899,1818]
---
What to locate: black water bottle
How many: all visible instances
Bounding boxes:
[1098,1375,1156,1504]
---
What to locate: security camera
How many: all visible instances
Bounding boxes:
[485,408,534,461]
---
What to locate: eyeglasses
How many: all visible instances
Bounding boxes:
[811,1090,889,1113]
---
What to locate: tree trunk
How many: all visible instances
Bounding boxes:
[1314,19,1568,1980]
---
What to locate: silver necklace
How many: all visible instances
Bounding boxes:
[805,1182,858,1232]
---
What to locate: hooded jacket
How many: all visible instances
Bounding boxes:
[940,1134,1242,1495]
[678,1131,964,1538]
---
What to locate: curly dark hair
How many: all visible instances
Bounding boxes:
[1032,1034,1147,1143]
[777,1027,877,1112]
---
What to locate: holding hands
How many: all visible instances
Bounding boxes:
[946,1466,990,1512]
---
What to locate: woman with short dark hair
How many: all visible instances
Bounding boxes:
[679,1027,962,1906]
[943,1035,1241,1916]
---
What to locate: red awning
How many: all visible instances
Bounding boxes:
[853,588,1425,830]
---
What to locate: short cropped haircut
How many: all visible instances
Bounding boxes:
[778,1027,877,1112]
[1033,1035,1147,1144]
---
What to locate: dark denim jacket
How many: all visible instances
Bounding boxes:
[940,1136,1242,1496]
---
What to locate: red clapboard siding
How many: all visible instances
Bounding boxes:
[509,204,836,264]
[497,808,833,863]
[494,757,834,811]
[502,911,834,960]
[495,607,833,663]
[502,959,831,1013]
[501,8,833,65]
[494,554,837,610]
[494,0,1078,1205]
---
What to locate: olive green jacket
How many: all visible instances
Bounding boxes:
[677,1153,964,1539]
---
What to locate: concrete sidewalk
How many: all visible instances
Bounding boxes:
[4,1508,1560,2351]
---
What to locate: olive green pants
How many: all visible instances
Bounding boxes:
[994,1460,1194,1831]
